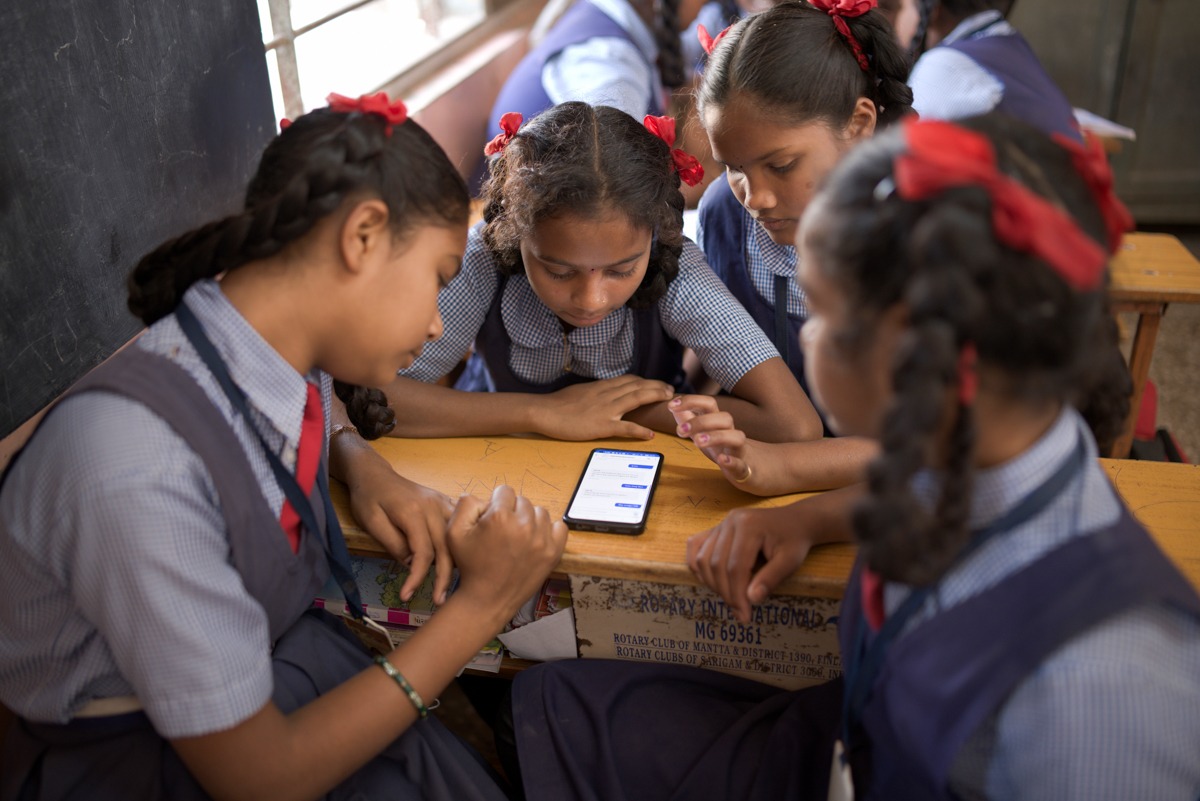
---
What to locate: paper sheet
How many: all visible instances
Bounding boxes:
[498,608,578,661]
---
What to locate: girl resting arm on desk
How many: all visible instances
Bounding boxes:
[672,0,919,489]
[378,101,815,444]
[0,93,565,801]
[504,113,1199,801]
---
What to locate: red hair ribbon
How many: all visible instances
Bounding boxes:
[484,112,523,157]
[279,118,292,131]
[1052,132,1134,255]
[697,23,730,56]
[957,342,978,406]
[326,91,409,134]
[644,115,705,187]
[809,0,876,72]
[894,119,1107,292]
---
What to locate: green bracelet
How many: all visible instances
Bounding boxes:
[373,655,429,718]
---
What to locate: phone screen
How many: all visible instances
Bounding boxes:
[563,449,664,534]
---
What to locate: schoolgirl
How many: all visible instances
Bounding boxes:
[506,113,1200,801]
[693,0,913,392]
[485,0,687,143]
[907,0,1081,141]
[382,102,818,444]
[0,93,565,800]
[666,1,909,490]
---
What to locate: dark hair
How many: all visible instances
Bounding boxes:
[128,105,470,439]
[479,102,685,309]
[655,0,688,89]
[697,1,914,130]
[802,113,1130,586]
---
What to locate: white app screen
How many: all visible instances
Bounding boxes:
[566,450,662,524]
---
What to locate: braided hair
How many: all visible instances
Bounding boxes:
[697,1,914,130]
[655,0,688,89]
[128,105,469,438]
[801,113,1130,585]
[480,102,685,309]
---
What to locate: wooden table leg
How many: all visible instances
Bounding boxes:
[1111,310,1163,458]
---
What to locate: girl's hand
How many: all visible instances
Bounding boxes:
[669,395,788,496]
[687,506,818,623]
[444,486,568,620]
[538,375,675,440]
[344,458,457,604]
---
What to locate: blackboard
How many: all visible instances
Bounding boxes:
[0,0,275,436]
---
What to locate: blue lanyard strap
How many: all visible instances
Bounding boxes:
[174,302,369,622]
[841,435,1088,749]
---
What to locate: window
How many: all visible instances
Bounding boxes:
[258,0,493,120]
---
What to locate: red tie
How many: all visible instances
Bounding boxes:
[279,383,323,554]
[860,566,886,633]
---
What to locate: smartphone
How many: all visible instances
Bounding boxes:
[562,448,664,535]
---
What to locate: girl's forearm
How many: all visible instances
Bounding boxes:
[383,377,540,437]
[767,436,878,492]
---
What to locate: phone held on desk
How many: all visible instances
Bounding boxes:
[562,448,664,535]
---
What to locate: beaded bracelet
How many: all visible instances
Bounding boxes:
[373,655,429,718]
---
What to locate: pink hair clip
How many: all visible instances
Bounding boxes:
[697,23,730,56]
[326,91,409,134]
[644,115,705,187]
[485,112,523,156]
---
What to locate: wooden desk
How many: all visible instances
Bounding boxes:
[1109,232,1200,458]
[333,434,852,597]
[332,436,1200,686]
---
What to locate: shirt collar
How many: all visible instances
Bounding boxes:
[182,279,315,445]
[943,9,1007,45]
[586,0,658,64]
[912,405,1088,530]
[746,213,798,276]
[502,276,630,348]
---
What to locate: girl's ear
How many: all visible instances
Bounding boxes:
[338,198,391,275]
[844,97,878,143]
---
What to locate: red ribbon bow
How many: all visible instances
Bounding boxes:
[484,112,523,157]
[326,91,408,134]
[894,119,1107,292]
[279,118,292,131]
[644,115,705,187]
[809,0,876,72]
[697,23,730,56]
[1051,132,1133,255]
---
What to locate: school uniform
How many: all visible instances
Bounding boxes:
[695,177,815,398]
[909,10,1081,141]
[680,1,743,74]
[509,408,1200,800]
[400,224,780,394]
[486,0,664,142]
[0,281,508,801]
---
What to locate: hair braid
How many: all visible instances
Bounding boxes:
[655,0,687,89]
[334,381,397,440]
[129,116,386,325]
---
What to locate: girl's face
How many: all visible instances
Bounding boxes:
[520,211,652,329]
[355,222,466,385]
[795,207,903,437]
[703,94,875,247]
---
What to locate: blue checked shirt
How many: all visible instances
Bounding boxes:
[695,182,809,320]
[890,408,1200,800]
[0,280,330,738]
[400,225,780,390]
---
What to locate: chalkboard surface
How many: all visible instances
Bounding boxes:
[0,1,274,436]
